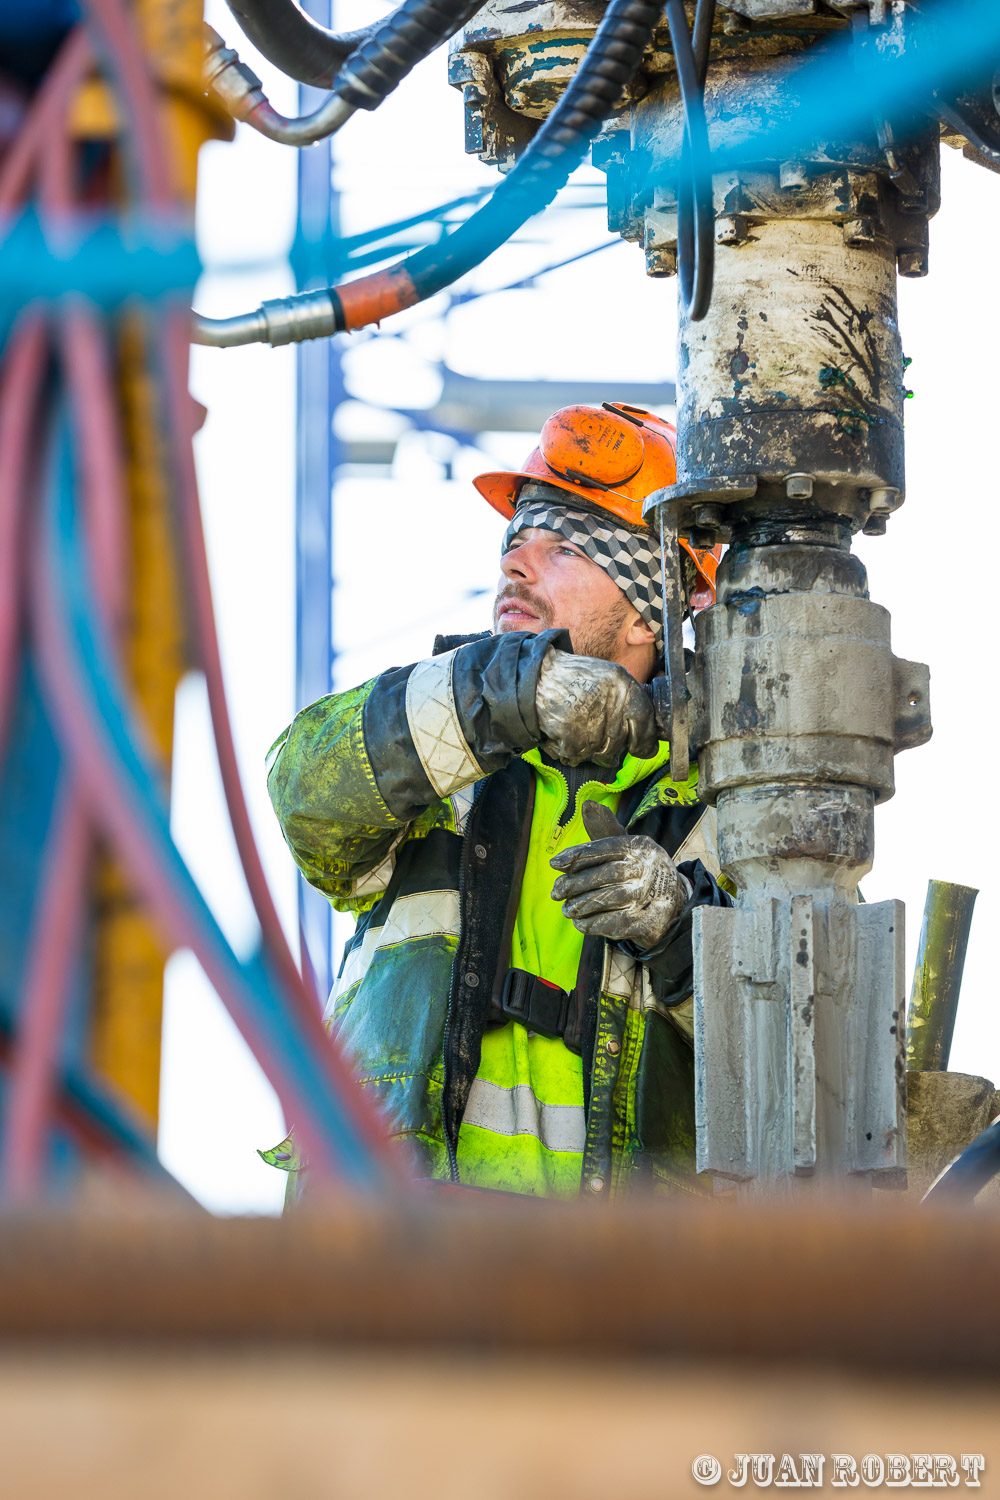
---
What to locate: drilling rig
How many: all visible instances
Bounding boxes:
[444,0,1000,1193]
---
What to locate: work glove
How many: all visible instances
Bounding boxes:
[550,801,692,949]
[534,648,659,768]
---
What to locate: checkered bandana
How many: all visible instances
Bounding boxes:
[502,500,663,652]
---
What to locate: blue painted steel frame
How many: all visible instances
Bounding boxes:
[294,0,342,1001]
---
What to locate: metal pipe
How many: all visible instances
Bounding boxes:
[906,879,979,1072]
[237,92,355,148]
[191,289,339,348]
[190,308,268,347]
[203,27,356,147]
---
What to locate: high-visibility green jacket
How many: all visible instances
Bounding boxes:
[265,629,730,1200]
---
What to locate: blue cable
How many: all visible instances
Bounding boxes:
[923,1117,1000,1205]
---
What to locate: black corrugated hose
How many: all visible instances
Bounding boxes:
[225,0,376,89]
[665,0,715,322]
[399,0,665,305]
[335,0,487,110]
[202,0,707,336]
[226,0,488,108]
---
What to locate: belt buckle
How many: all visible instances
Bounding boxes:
[500,967,570,1040]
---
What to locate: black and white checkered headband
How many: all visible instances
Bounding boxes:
[502,500,663,652]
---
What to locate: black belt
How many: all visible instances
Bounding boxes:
[489,966,584,1055]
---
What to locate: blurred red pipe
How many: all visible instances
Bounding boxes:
[32,403,403,1185]
[81,0,321,1007]
[0,316,48,762]
[162,312,323,1011]
[0,1027,144,1165]
[2,782,90,1199]
[1,138,129,1199]
[27,502,341,1177]
[81,0,172,211]
[0,29,90,213]
[61,307,129,638]
[85,0,321,1012]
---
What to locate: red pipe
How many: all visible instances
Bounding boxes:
[80,0,173,211]
[61,307,129,639]
[1,782,91,1199]
[28,509,324,1176]
[30,475,402,1186]
[0,143,127,1201]
[0,1026,145,1167]
[16,2,398,1185]
[0,316,47,764]
[0,30,91,214]
[84,0,322,1010]
[161,311,322,1010]
[86,0,323,1011]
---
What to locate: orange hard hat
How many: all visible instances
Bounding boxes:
[474,402,721,607]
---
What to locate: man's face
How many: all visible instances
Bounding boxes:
[494,526,636,663]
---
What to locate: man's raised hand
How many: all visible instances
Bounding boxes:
[534,648,659,768]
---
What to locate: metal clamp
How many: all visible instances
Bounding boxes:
[647,493,690,784]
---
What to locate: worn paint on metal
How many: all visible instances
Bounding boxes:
[906,880,979,1073]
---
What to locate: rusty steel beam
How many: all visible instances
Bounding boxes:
[2,1198,1000,1372]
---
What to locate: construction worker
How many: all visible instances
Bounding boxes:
[263,403,731,1200]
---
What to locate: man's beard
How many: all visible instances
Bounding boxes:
[493,583,630,662]
[571,594,630,662]
[492,582,554,632]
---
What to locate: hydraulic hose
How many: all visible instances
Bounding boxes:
[665,0,715,323]
[923,1117,1000,1205]
[212,0,487,145]
[225,0,382,90]
[203,25,356,146]
[333,0,487,114]
[194,0,665,344]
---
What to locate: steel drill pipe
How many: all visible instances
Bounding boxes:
[906,880,979,1072]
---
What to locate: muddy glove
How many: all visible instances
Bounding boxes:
[550,801,692,948]
[534,648,659,768]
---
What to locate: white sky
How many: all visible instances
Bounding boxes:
[160,3,1000,1213]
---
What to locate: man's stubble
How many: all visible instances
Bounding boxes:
[493,583,629,662]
